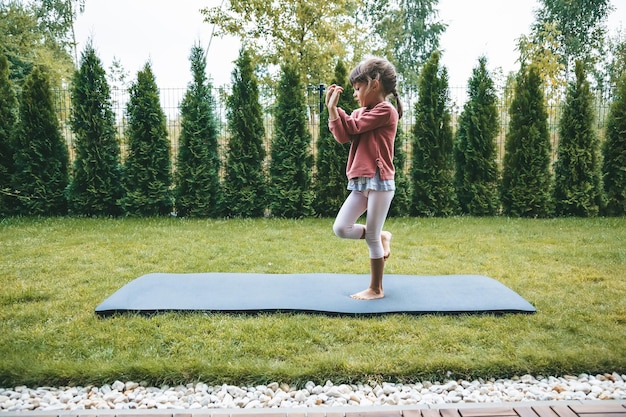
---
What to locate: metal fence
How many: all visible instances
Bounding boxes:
[53,85,613,167]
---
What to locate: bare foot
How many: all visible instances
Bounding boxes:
[350,288,384,300]
[381,231,392,260]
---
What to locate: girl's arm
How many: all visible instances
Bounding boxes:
[329,108,355,144]
[325,84,343,121]
[330,103,394,144]
[326,84,355,144]
[339,103,394,135]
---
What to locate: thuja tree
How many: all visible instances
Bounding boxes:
[602,71,626,216]
[13,66,69,215]
[174,44,221,218]
[313,60,353,217]
[411,51,457,216]
[501,65,553,217]
[268,64,314,218]
[388,125,412,217]
[221,48,267,218]
[120,63,172,216]
[0,53,18,216]
[454,56,500,216]
[68,42,123,216]
[553,61,604,216]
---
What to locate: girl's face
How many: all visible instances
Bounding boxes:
[352,80,382,108]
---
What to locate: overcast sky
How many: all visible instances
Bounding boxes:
[74,0,626,91]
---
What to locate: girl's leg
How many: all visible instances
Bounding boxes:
[363,190,394,259]
[333,191,367,240]
[351,190,394,300]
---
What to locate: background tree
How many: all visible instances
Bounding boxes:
[68,42,123,216]
[313,60,354,217]
[12,66,69,215]
[0,1,78,86]
[0,3,39,83]
[517,21,566,106]
[174,44,221,218]
[553,61,604,216]
[501,65,553,217]
[221,48,267,218]
[120,63,172,216]
[0,54,18,216]
[201,0,358,86]
[34,0,85,64]
[454,56,500,216]
[268,65,314,218]
[602,71,626,216]
[107,57,130,107]
[365,0,446,92]
[410,51,457,217]
[604,30,626,91]
[529,0,612,84]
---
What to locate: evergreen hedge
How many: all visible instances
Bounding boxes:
[3,50,623,219]
[0,53,18,216]
[602,70,626,216]
[174,44,221,218]
[12,66,69,215]
[120,63,173,216]
[269,65,314,218]
[68,42,123,217]
[313,60,352,217]
[553,61,604,217]
[454,56,500,216]
[388,125,412,217]
[221,48,267,218]
[411,51,457,217]
[501,65,553,217]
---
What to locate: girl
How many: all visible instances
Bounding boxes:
[325,57,403,300]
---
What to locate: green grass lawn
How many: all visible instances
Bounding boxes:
[0,216,624,387]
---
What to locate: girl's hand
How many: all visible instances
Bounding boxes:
[325,84,343,121]
[325,84,343,108]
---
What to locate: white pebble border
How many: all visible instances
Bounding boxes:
[1,373,625,412]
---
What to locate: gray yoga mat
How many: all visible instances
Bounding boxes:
[95,272,536,316]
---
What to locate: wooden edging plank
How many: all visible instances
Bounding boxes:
[420,410,444,417]
[458,407,518,416]
[549,406,579,417]
[569,403,626,414]
[513,406,540,417]
[346,411,402,417]
[439,408,462,417]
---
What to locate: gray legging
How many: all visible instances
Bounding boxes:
[333,189,395,259]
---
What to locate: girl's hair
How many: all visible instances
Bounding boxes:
[349,57,403,119]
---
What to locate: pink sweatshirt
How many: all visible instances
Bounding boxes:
[329,101,398,181]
